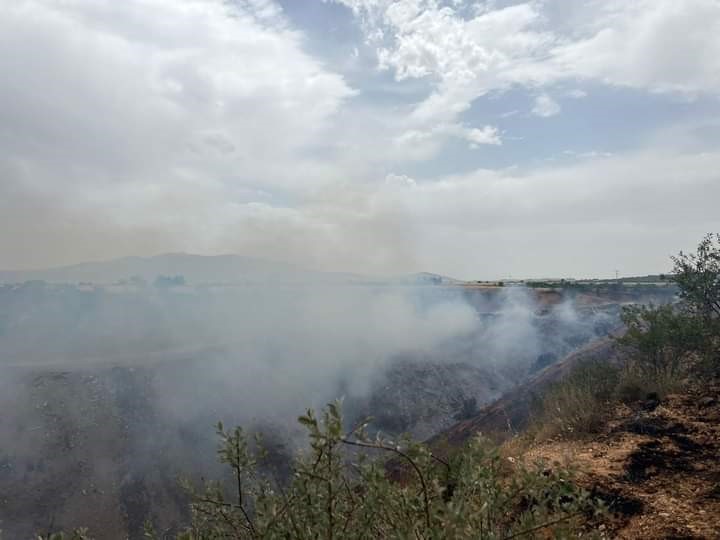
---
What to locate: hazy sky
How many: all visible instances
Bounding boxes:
[1,0,719,279]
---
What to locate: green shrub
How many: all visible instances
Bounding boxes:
[671,232,720,322]
[671,233,720,371]
[532,301,705,441]
[152,402,603,539]
[618,303,704,378]
[532,346,691,441]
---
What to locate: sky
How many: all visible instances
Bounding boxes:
[1,0,719,280]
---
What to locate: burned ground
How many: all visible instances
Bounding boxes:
[518,381,720,538]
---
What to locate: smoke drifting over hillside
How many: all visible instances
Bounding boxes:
[0,279,619,422]
[0,282,477,416]
[1,270,643,537]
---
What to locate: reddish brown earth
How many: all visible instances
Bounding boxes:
[519,381,720,538]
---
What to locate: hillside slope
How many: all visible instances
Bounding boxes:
[428,335,623,447]
[422,335,720,538]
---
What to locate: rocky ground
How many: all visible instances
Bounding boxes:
[518,380,720,538]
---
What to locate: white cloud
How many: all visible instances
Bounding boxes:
[566,89,588,99]
[369,146,720,278]
[453,124,502,147]
[0,0,356,268]
[330,0,720,134]
[532,94,561,117]
[327,0,553,151]
[2,0,720,280]
[551,0,720,96]
[392,121,501,157]
[562,150,613,160]
[385,173,417,187]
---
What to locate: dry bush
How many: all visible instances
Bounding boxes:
[531,360,621,440]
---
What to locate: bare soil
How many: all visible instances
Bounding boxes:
[518,381,720,538]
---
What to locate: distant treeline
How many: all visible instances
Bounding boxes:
[525,279,676,292]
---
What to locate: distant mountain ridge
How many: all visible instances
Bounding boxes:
[0,253,358,285]
[0,254,461,285]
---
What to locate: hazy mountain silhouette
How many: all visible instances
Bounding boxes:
[0,253,363,285]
